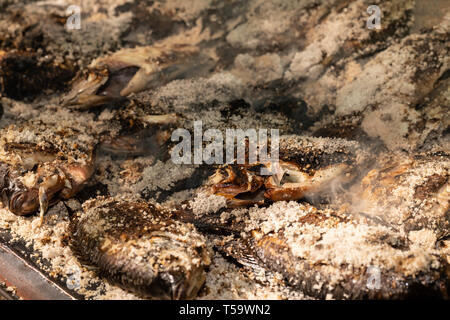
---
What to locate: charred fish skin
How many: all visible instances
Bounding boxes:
[62,44,216,110]
[0,157,95,224]
[0,100,181,224]
[216,202,450,300]
[264,135,370,202]
[246,235,449,299]
[353,152,450,239]
[208,135,370,206]
[0,113,98,224]
[209,163,266,207]
[69,197,211,300]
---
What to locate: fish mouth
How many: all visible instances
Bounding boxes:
[153,269,206,300]
[9,189,40,215]
[60,68,111,109]
[61,45,216,110]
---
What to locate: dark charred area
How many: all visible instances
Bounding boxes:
[0,51,76,101]
[277,142,361,175]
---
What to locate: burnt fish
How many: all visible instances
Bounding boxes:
[69,196,211,300]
